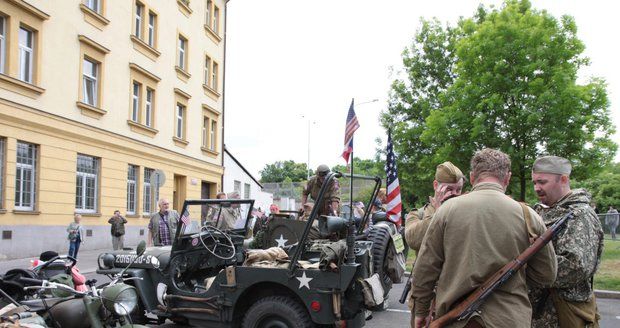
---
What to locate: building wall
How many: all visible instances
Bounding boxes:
[0,0,227,259]
[223,151,273,212]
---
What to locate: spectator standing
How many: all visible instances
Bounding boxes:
[108,210,128,250]
[66,214,85,259]
[606,205,619,240]
[147,198,180,246]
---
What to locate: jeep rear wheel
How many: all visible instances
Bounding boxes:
[368,225,393,308]
[242,296,313,328]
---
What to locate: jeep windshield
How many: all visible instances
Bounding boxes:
[174,199,255,238]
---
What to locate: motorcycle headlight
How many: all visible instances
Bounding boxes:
[98,253,115,270]
[102,284,138,316]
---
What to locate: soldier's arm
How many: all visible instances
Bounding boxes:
[404,211,421,249]
[411,211,445,318]
[550,210,602,288]
[525,209,557,287]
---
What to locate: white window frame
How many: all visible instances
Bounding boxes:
[18,27,34,83]
[143,168,153,215]
[233,180,241,193]
[147,12,156,47]
[202,117,208,147]
[145,88,153,127]
[176,104,185,139]
[135,2,143,38]
[0,16,6,74]
[210,120,216,151]
[82,58,98,106]
[86,0,101,13]
[205,0,212,27]
[211,62,218,91]
[0,138,5,208]
[14,141,36,211]
[204,56,211,86]
[213,5,220,34]
[132,82,140,122]
[75,154,99,213]
[178,37,186,69]
[127,164,137,215]
[244,183,251,199]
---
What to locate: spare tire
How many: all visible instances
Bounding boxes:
[367,224,393,310]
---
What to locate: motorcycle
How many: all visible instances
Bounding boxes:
[0,242,149,328]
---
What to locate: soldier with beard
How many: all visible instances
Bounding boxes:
[529,156,604,328]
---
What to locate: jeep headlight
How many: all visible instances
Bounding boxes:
[102,284,138,316]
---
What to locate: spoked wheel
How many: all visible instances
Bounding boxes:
[242,296,313,328]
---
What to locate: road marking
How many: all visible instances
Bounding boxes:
[616,316,620,320]
[386,309,410,314]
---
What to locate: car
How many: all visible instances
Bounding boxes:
[97,172,383,327]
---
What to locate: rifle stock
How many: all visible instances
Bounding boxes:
[428,211,573,328]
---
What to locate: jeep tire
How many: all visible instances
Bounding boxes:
[367,224,393,309]
[242,296,313,328]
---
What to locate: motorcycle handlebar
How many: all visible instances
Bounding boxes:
[18,277,44,286]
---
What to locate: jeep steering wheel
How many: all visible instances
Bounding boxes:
[199,225,236,260]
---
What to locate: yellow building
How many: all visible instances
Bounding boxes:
[0,0,227,258]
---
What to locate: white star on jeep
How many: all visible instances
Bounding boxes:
[275,234,288,248]
[296,272,313,290]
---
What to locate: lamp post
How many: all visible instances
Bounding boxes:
[301,116,316,180]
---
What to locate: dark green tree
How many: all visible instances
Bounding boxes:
[574,163,620,210]
[332,157,384,178]
[259,161,310,183]
[385,0,617,203]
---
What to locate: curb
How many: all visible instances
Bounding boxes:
[594,289,620,300]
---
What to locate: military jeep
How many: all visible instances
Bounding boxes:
[258,173,406,309]
[97,172,382,327]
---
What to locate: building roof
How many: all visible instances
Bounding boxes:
[224,146,264,189]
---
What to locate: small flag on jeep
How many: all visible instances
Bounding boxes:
[180,209,190,225]
[342,99,360,164]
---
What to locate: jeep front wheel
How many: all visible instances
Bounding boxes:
[242,296,313,328]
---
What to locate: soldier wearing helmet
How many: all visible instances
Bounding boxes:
[301,164,340,216]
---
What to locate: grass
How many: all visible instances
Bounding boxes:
[404,238,620,291]
[594,239,620,291]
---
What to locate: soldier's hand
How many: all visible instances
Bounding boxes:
[414,316,428,328]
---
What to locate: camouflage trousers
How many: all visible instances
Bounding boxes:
[532,291,599,328]
[531,295,559,328]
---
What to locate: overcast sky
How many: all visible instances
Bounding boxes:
[224,0,620,178]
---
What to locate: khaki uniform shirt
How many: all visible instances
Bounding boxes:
[404,203,436,253]
[411,182,557,328]
[303,176,340,215]
[216,207,241,230]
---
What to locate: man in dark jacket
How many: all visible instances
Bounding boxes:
[108,210,127,250]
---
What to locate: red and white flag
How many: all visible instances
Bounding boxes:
[385,130,402,227]
[342,99,360,164]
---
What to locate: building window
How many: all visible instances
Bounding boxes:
[145,88,153,127]
[210,119,217,151]
[75,154,99,213]
[234,180,241,193]
[127,164,137,215]
[14,141,37,211]
[82,58,99,106]
[213,5,220,34]
[134,2,143,38]
[211,61,219,91]
[148,12,156,47]
[176,103,185,139]
[0,138,5,208]
[244,183,250,199]
[132,82,140,122]
[86,0,101,13]
[178,36,187,70]
[143,168,153,215]
[204,55,211,86]
[0,16,6,74]
[202,117,208,148]
[18,27,34,83]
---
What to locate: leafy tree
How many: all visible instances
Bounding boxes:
[385,0,617,204]
[259,161,310,183]
[332,157,384,178]
[574,163,620,210]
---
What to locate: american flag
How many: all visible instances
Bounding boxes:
[342,99,360,163]
[385,130,402,226]
[180,209,190,225]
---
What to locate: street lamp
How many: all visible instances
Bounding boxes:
[301,115,316,179]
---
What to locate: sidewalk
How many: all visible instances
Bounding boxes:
[0,247,133,275]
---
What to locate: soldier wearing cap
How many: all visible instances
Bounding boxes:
[404,161,465,254]
[302,164,340,216]
[530,156,603,328]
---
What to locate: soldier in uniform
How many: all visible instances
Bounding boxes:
[411,149,557,328]
[301,164,340,216]
[529,156,604,328]
[404,161,465,254]
[215,191,242,230]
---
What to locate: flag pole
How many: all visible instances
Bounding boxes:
[346,99,355,265]
[349,98,355,223]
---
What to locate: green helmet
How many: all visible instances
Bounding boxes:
[316,164,330,175]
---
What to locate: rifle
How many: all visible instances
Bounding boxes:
[429,211,573,328]
[399,259,416,304]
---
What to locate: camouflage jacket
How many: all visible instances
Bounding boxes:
[303,176,340,203]
[530,189,604,303]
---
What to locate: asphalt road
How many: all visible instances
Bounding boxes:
[84,271,620,327]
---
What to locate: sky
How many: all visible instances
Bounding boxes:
[224,0,620,179]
